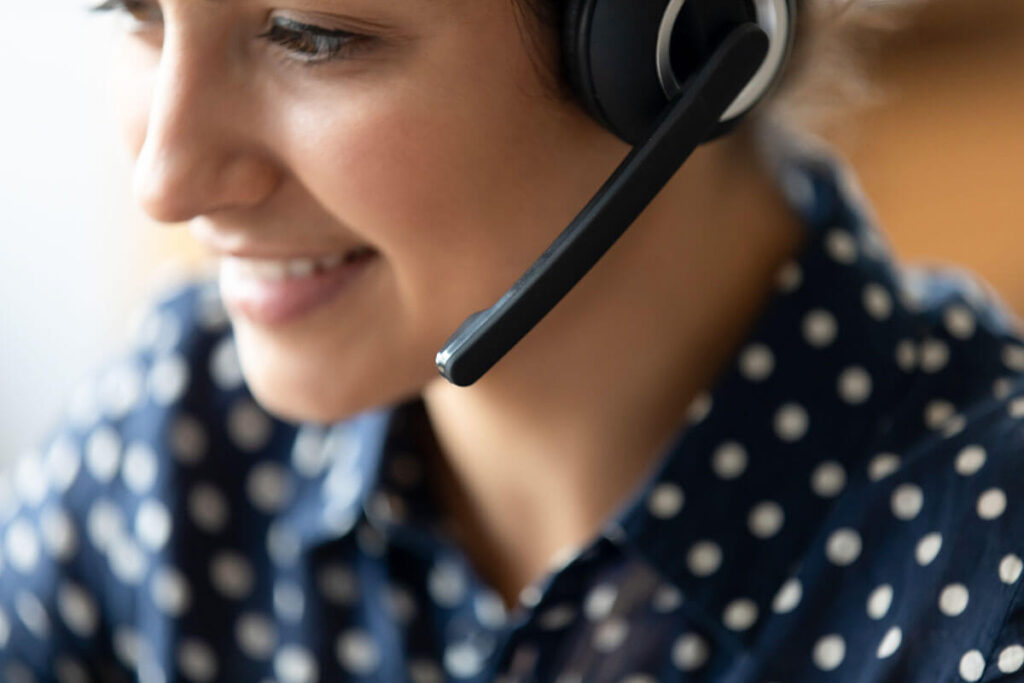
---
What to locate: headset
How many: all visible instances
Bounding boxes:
[435,0,797,386]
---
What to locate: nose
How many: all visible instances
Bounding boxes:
[131,27,280,224]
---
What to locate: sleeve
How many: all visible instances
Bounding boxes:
[0,277,228,682]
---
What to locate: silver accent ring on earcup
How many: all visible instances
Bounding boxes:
[656,0,790,121]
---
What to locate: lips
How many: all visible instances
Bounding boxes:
[218,246,379,326]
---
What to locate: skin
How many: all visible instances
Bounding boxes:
[115,0,807,609]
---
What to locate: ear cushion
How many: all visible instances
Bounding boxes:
[562,0,615,134]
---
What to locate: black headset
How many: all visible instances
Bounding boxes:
[435,0,797,386]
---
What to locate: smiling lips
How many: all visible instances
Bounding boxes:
[218,246,379,325]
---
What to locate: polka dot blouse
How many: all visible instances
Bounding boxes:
[4,137,1024,682]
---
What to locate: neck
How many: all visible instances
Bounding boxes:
[418,129,808,609]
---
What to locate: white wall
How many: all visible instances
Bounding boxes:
[0,4,174,463]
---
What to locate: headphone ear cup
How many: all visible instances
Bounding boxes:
[562,0,616,135]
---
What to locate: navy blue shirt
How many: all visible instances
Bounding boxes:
[4,137,1024,682]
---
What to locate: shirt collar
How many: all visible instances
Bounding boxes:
[302,131,934,649]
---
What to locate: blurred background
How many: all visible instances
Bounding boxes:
[0,0,1022,464]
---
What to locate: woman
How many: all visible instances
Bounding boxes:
[2,0,1023,680]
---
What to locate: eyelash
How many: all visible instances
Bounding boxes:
[87,0,368,67]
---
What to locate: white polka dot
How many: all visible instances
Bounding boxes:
[1000,554,1024,584]
[803,309,838,348]
[915,532,943,566]
[188,483,229,534]
[99,362,144,420]
[227,400,273,452]
[939,583,969,616]
[86,498,124,553]
[583,583,618,621]
[14,455,47,507]
[863,283,893,320]
[273,580,305,622]
[274,645,318,683]
[135,499,172,551]
[592,617,629,652]
[246,463,294,514]
[45,435,81,493]
[748,501,785,539]
[712,441,748,480]
[919,338,950,373]
[109,535,147,585]
[112,626,141,667]
[739,344,775,381]
[813,634,846,671]
[924,400,956,430]
[687,541,722,577]
[772,578,802,614]
[149,353,190,405]
[944,305,976,340]
[722,598,758,631]
[209,337,244,391]
[317,564,359,606]
[999,645,1024,674]
[867,584,893,620]
[5,518,40,573]
[0,608,8,648]
[955,445,986,476]
[774,403,809,442]
[651,584,684,612]
[959,649,985,681]
[776,261,803,292]
[267,522,301,567]
[646,483,684,519]
[151,566,191,617]
[444,640,488,678]
[210,552,255,599]
[1004,345,1024,371]
[170,414,208,464]
[85,426,121,484]
[978,488,1007,520]
[687,392,712,423]
[122,442,159,495]
[291,427,331,478]
[39,507,77,561]
[518,583,542,608]
[837,366,873,404]
[336,629,381,675]
[56,582,98,638]
[826,528,861,566]
[994,377,1014,400]
[891,483,924,520]
[427,560,466,608]
[811,461,846,498]
[825,228,858,264]
[895,339,917,372]
[15,590,51,639]
[942,414,967,439]
[868,453,901,481]
[671,632,709,671]
[235,613,276,660]
[1010,397,1024,419]
[876,626,902,659]
[54,656,90,683]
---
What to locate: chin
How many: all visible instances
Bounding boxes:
[232,328,432,425]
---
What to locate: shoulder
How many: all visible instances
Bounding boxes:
[0,277,302,676]
[842,262,1024,680]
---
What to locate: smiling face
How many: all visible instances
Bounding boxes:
[111,0,633,422]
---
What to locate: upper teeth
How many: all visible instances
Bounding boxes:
[224,249,370,281]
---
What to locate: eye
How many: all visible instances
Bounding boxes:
[88,0,162,30]
[87,0,370,66]
[256,18,368,66]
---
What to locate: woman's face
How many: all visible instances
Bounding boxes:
[112,0,629,422]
